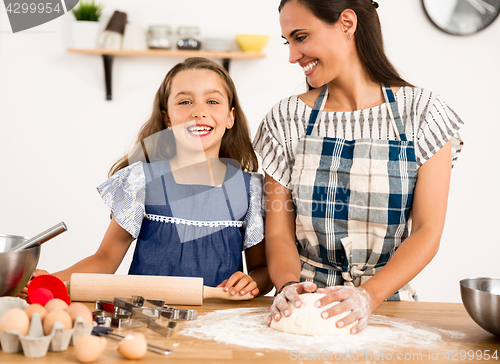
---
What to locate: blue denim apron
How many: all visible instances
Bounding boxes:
[128,160,249,287]
[291,85,418,301]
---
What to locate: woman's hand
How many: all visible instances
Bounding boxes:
[315,286,375,334]
[269,281,317,324]
[16,268,50,298]
[217,271,259,297]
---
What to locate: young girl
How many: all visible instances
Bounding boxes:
[30,57,271,298]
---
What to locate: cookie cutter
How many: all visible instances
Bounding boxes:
[95,299,131,315]
[147,320,178,337]
[93,300,142,328]
[101,296,197,337]
[160,307,198,320]
[113,296,198,321]
[92,310,142,329]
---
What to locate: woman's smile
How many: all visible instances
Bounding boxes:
[300,60,318,76]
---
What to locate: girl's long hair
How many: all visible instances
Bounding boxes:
[279,0,414,89]
[109,57,258,176]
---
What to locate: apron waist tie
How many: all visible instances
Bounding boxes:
[342,266,374,287]
[299,246,380,287]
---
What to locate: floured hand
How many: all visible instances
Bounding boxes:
[315,286,374,334]
[269,281,317,324]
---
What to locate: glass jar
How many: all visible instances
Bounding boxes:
[176,26,201,50]
[147,25,173,49]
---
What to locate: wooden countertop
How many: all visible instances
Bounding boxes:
[1,298,499,363]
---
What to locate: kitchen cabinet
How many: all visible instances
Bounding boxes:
[67,48,266,100]
[1,298,498,363]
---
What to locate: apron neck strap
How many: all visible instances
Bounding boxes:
[306,84,407,141]
[382,84,407,141]
[305,85,328,136]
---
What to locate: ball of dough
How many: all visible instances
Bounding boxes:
[270,293,357,336]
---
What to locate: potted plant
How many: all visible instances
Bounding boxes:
[71,1,103,49]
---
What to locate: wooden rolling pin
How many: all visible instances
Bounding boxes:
[68,273,255,305]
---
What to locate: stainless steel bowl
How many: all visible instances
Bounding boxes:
[0,234,40,297]
[460,277,500,336]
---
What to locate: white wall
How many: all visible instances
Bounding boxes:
[1,0,498,303]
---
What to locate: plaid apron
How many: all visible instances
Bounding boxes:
[291,85,418,301]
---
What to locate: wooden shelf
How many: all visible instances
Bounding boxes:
[67,48,265,100]
[67,48,265,59]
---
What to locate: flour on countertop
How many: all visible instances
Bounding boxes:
[180,307,465,352]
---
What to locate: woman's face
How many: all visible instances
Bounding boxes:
[166,69,234,160]
[279,0,351,88]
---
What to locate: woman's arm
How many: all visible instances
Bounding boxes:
[265,173,318,319]
[264,173,301,291]
[50,216,134,282]
[244,240,273,296]
[361,140,452,303]
[316,140,453,332]
[220,173,301,298]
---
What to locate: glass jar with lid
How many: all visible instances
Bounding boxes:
[147,25,173,49]
[176,26,201,50]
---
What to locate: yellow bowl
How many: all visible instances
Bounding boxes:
[235,34,269,53]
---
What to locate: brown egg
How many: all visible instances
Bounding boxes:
[66,302,92,326]
[74,335,107,363]
[25,303,48,321]
[43,309,72,335]
[44,298,69,312]
[0,308,30,336]
[117,333,147,359]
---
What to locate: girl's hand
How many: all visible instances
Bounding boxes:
[16,269,50,298]
[315,286,375,334]
[217,271,259,297]
[269,281,317,324]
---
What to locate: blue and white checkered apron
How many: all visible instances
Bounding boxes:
[291,85,418,301]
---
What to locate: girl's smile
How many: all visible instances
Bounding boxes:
[186,124,213,136]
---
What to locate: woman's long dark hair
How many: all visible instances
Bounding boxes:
[109,57,258,176]
[279,0,414,88]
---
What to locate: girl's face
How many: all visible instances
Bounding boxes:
[166,69,234,159]
[279,0,351,88]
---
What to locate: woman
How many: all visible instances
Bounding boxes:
[253,0,463,334]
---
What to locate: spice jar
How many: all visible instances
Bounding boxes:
[176,26,201,50]
[147,25,173,49]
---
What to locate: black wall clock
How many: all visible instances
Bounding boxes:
[422,0,500,35]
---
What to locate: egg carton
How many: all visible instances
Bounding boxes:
[0,310,93,358]
[0,297,28,317]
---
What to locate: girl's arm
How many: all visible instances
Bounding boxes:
[49,216,134,282]
[217,240,273,297]
[316,140,452,333]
